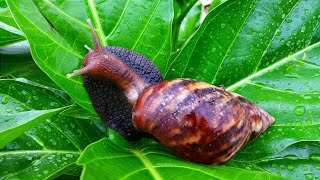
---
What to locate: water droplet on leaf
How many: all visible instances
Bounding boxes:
[1,95,10,104]
[294,106,306,116]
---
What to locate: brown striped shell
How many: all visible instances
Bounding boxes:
[132,79,275,164]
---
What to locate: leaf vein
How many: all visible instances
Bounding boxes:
[131,0,160,50]
[105,0,130,41]
[211,0,259,84]
[253,0,302,72]
[226,41,320,91]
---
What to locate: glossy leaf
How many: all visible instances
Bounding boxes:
[209,0,229,11]
[178,2,202,47]
[0,108,65,148]
[228,42,320,161]
[0,27,24,47]
[0,77,107,179]
[165,0,320,86]
[0,78,70,148]
[6,0,173,113]
[77,138,285,180]
[172,0,198,50]
[1,113,107,179]
[0,8,19,28]
[0,51,106,179]
[0,53,60,89]
[0,6,25,47]
[228,141,320,179]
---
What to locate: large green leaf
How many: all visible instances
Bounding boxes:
[165,0,320,179]
[77,138,285,180]
[0,51,107,179]
[227,42,320,161]
[1,112,107,179]
[228,141,320,179]
[6,0,173,113]
[165,0,320,85]
[0,78,107,179]
[0,53,60,89]
[164,0,320,158]
[0,108,65,148]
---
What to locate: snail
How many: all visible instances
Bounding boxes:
[67,19,275,164]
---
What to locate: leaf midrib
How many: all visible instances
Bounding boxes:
[0,149,81,156]
[247,82,320,95]
[87,0,106,46]
[130,149,162,180]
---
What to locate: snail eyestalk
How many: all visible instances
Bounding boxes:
[84,45,93,52]
[86,18,103,51]
[66,63,96,79]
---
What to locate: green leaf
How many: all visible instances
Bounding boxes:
[0,27,24,47]
[77,138,285,180]
[0,78,70,147]
[0,79,70,112]
[165,0,320,86]
[0,8,19,29]
[0,53,61,89]
[172,0,198,50]
[0,78,107,179]
[6,0,174,113]
[228,141,320,179]
[0,113,107,179]
[209,0,228,11]
[0,108,65,148]
[178,2,202,48]
[228,42,320,161]
[0,6,25,47]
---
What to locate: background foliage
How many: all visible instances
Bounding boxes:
[1,0,319,179]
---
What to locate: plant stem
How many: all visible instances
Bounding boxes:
[172,0,198,52]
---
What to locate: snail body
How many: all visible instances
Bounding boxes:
[81,46,163,140]
[67,19,275,164]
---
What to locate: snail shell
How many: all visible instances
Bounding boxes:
[132,79,274,164]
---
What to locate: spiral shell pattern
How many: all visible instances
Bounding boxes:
[132,79,274,164]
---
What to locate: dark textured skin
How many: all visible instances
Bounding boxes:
[132,79,275,164]
[84,46,162,140]
[105,47,163,84]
